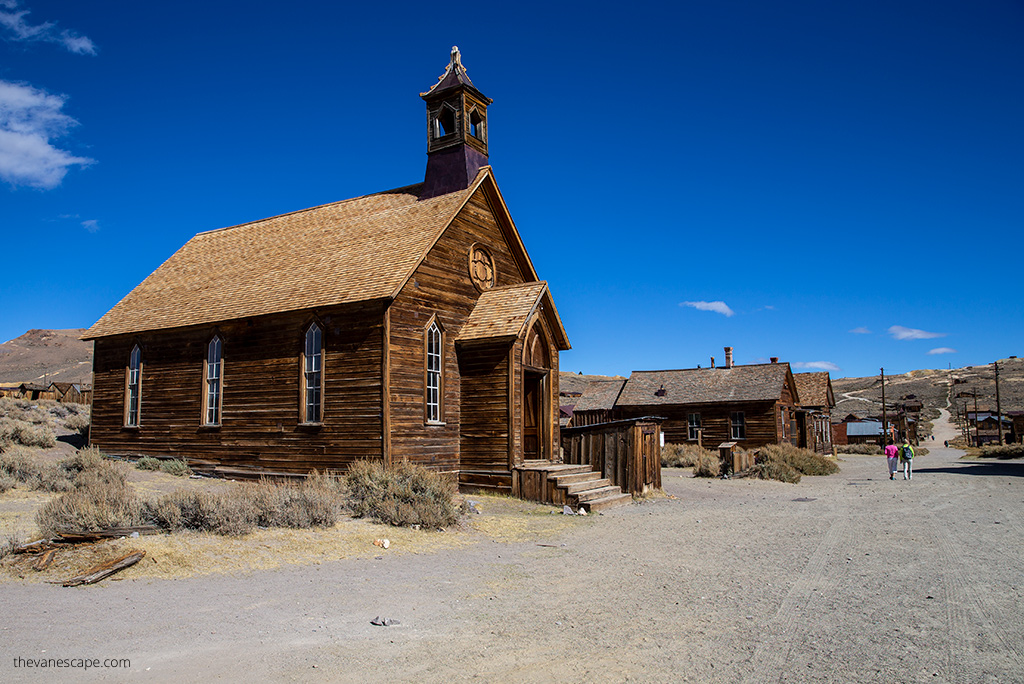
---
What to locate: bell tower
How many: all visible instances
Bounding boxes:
[420,46,493,199]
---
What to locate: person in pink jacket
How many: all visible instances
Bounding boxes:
[884,441,899,480]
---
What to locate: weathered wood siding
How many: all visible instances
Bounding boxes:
[457,339,512,491]
[561,419,662,495]
[90,302,385,476]
[388,186,527,472]
[617,401,781,450]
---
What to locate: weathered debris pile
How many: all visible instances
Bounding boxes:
[7,526,159,586]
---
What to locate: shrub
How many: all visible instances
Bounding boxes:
[760,443,840,476]
[160,459,192,477]
[978,444,1024,459]
[0,417,56,449]
[0,445,40,481]
[63,412,90,437]
[0,531,22,560]
[692,449,721,478]
[345,460,459,528]
[36,477,148,536]
[0,473,16,494]
[147,471,343,536]
[748,458,802,484]
[136,456,162,471]
[22,446,119,493]
[662,443,715,468]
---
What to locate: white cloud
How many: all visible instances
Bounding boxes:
[927,347,957,355]
[81,218,99,233]
[792,361,841,371]
[0,80,94,189]
[0,1,96,54]
[888,325,947,341]
[681,300,734,317]
[849,327,871,334]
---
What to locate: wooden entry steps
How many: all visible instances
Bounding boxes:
[512,462,633,512]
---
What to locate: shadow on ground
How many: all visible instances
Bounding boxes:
[915,460,1024,478]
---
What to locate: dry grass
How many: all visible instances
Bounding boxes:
[662,443,715,468]
[345,460,460,528]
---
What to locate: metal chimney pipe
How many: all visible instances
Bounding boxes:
[710,356,715,369]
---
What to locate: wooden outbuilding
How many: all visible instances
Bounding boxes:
[793,371,835,453]
[82,49,579,497]
[614,351,801,450]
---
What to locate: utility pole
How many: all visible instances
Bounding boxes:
[880,368,888,444]
[974,391,980,447]
[995,361,1004,445]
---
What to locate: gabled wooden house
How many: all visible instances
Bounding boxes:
[614,350,800,449]
[83,48,572,495]
[793,371,835,453]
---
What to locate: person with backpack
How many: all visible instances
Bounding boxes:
[899,440,915,480]
[884,440,899,480]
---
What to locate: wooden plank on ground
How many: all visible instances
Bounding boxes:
[59,550,146,587]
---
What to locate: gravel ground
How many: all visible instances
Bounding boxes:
[2,410,1022,683]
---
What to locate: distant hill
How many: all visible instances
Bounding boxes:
[832,357,1024,419]
[0,329,93,385]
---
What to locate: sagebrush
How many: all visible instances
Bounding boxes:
[345,460,460,528]
[148,471,344,535]
[978,443,1024,459]
[746,443,840,484]
[662,443,716,468]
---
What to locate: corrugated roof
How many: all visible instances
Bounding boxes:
[846,421,882,436]
[84,173,489,340]
[617,363,793,406]
[456,281,548,342]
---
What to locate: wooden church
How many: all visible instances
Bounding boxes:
[83,48,572,495]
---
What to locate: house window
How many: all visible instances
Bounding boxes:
[425,321,442,423]
[125,344,142,427]
[687,413,701,441]
[301,323,323,424]
[204,336,223,425]
[731,411,746,440]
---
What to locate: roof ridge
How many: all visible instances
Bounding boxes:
[193,181,428,237]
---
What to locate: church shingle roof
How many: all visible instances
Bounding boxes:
[84,173,490,340]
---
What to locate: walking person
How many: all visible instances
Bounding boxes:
[899,440,915,480]
[884,441,899,480]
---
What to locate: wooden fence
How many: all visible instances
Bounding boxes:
[560,417,663,495]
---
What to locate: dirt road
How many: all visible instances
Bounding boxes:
[3,414,1022,683]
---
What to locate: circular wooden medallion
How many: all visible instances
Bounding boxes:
[468,244,496,290]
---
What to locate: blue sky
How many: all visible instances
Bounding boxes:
[1,0,1022,379]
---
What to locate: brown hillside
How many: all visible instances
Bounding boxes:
[832,357,1024,419]
[0,329,94,385]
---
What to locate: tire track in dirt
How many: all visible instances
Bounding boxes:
[741,517,847,684]
[934,522,1024,681]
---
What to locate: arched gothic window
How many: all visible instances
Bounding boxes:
[425,321,443,423]
[204,336,223,425]
[125,344,142,426]
[302,323,323,423]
